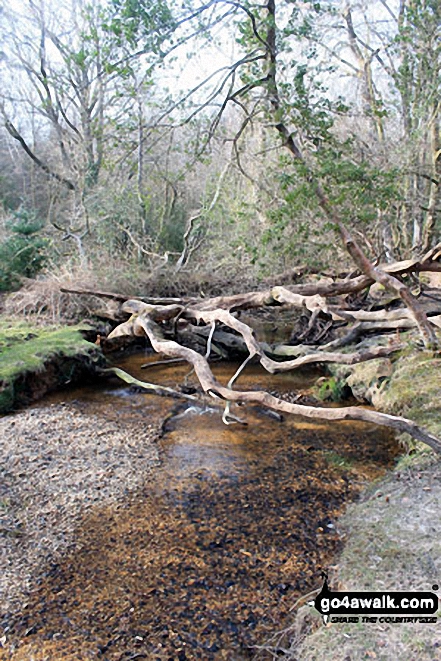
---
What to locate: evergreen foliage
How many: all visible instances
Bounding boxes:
[0,209,50,292]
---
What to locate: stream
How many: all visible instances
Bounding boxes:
[3,353,401,660]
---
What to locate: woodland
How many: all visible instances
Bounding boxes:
[1,0,441,448]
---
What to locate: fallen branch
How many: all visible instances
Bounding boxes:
[107,312,441,454]
[60,286,186,305]
[115,300,407,372]
[185,305,404,373]
[101,367,198,401]
[338,224,439,349]
[102,367,247,425]
[322,317,441,350]
[60,258,441,320]
[265,344,405,371]
[141,358,186,369]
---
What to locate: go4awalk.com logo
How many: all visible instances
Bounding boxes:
[309,573,439,625]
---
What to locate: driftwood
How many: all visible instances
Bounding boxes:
[62,251,441,452]
[105,281,441,359]
[106,310,441,454]
[79,282,441,349]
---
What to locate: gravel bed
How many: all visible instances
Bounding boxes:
[0,403,161,615]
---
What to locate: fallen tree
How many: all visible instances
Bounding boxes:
[62,244,441,452]
[82,283,439,455]
[61,251,441,347]
[104,301,441,454]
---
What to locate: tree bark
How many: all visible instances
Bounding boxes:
[264,0,439,350]
[338,224,439,348]
[106,312,441,454]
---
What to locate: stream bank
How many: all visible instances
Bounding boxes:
[288,459,441,661]
[284,339,441,661]
[1,314,440,660]
[0,317,104,414]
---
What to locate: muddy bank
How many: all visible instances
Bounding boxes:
[1,353,104,413]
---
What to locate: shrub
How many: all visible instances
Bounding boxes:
[0,208,51,291]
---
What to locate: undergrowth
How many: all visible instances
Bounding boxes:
[315,376,349,402]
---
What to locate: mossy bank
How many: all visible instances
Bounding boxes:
[0,318,104,413]
[332,341,441,454]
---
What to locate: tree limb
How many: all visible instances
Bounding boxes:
[2,116,75,191]
[101,367,198,401]
[107,313,441,454]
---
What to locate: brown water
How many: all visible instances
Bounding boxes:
[2,354,401,660]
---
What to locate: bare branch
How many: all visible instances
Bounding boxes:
[378,0,398,21]
[107,313,441,454]
[2,114,76,191]
[174,161,231,272]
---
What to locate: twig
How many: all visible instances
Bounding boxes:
[289,587,322,612]
[141,358,185,369]
[205,321,216,359]
[222,354,254,425]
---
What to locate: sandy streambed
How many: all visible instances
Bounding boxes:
[0,402,161,618]
[0,357,402,660]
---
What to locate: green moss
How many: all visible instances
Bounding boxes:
[0,321,94,379]
[379,354,441,417]
[330,338,441,461]
[373,352,441,461]
[0,318,102,413]
[316,376,347,401]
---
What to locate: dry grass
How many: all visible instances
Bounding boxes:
[2,259,261,325]
[3,267,102,322]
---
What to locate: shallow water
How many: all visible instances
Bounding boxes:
[3,353,401,660]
